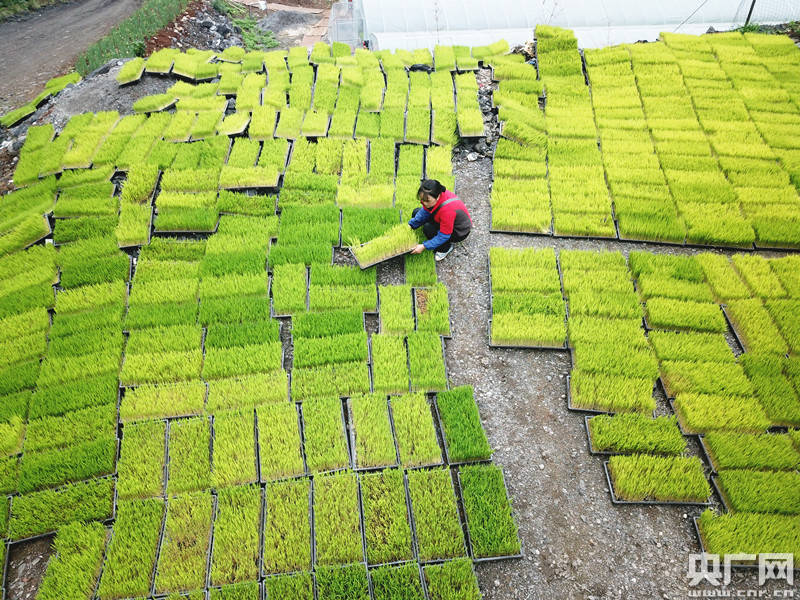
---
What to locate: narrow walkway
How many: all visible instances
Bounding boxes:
[0,0,143,114]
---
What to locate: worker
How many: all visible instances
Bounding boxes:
[408,179,472,261]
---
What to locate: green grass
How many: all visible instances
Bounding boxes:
[371,563,425,600]
[698,510,800,563]
[211,485,261,585]
[155,492,212,594]
[718,469,800,515]
[263,478,312,573]
[436,386,493,462]
[313,471,363,565]
[360,468,413,563]
[349,394,397,468]
[212,410,257,487]
[391,393,442,467]
[167,417,211,494]
[10,477,114,540]
[459,464,521,557]
[301,397,350,473]
[97,498,164,599]
[117,420,166,499]
[705,432,800,471]
[407,470,465,559]
[37,521,107,600]
[424,559,481,600]
[257,403,304,480]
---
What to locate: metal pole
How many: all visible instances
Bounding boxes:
[745,0,757,26]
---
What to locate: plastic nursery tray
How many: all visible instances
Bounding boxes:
[696,435,718,475]
[387,397,446,471]
[455,468,524,563]
[566,374,624,416]
[720,305,746,354]
[413,287,453,340]
[350,245,413,270]
[347,397,400,472]
[356,472,417,568]
[602,461,712,507]
[487,203,555,237]
[433,395,492,467]
[667,398,701,437]
[269,265,309,319]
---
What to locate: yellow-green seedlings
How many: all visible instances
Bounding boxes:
[155,492,212,594]
[437,385,493,462]
[391,393,442,467]
[166,417,211,494]
[313,471,363,565]
[349,394,397,468]
[360,468,413,563]
[257,403,304,480]
[301,397,350,473]
[263,478,312,574]
[607,454,710,503]
[407,332,447,392]
[211,485,261,586]
[212,411,257,487]
[459,464,521,557]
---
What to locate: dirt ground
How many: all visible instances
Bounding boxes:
[0,0,144,115]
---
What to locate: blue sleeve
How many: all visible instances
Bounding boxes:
[408,207,431,229]
[423,231,451,250]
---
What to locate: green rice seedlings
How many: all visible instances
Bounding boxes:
[588,414,686,455]
[607,454,710,503]
[698,510,800,563]
[30,374,116,420]
[25,403,116,452]
[348,394,396,468]
[124,301,198,329]
[207,372,287,412]
[660,359,754,398]
[740,354,800,427]
[648,330,734,364]
[456,108,485,137]
[205,320,279,350]
[264,573,313,600]
[36,521,107,600]
[379,285,414,333]
[569,370,656,413]
[249,106,277,140]
[9,477,114,540]
[316,564,369,600]
[765,299,800,355]
[404,252,437,286]
[370,334,410,395]
[275,107,304,139]
[125,324,202,355]
[424,559,480,600]
[257,403,304,480]
[202,342,282,380]
[166,417,211,494]
[725,299,788,355]
[704,432,800,471]
[717,469,800,515]
[0,416,24,455]
[415,284,450,335]
[436,386,493,462]
[732,254,787,297]
[459,464,521,557]
[133,92,177,113]
[391,393,442,467]
[292,308,363,339]
[212,411,257,487]
[18,437,117,493]
[117,420,166,499]
[301,397,350,473]
[354,111,380,139]
[371,563,424,600]
[291,361,370,401]
[199,296,270,327]
[407,468,466,558]
[313,471,363,565]
[96,498,164,599]
[300,110,330,136]
[328,107,357,138]
[211,485,261,586]
[644,298,726,333]
[293,332,368,369]
[271,263,307,315]
[360,468,413,564]
[0,456,18,493]
[0,359,38,396]
[119,349,202,386]
[406,332,447,392]
[155,492,212,594]
[308,285,377,312]
[263,478,312,573]
[673,393,770,434]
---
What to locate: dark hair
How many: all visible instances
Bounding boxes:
[417,179,446,200]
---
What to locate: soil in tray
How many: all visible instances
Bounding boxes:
[6,536,54,600]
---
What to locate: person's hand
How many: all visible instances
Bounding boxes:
[410,244,425,255]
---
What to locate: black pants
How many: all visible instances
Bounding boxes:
[412,208,469,252]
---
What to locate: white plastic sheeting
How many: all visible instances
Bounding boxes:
[351,0,800,50]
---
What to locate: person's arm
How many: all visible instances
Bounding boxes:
[407,207,431,230]
[422,231,451,250]
[423,208,455,250]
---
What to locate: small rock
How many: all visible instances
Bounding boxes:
[466,152,479,162]
[202,20,213,28]
[218,25,231,37]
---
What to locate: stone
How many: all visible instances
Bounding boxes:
[466,152,479,162]
[201,20,213,28]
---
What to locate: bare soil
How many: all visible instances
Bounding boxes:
[0,0,144,115]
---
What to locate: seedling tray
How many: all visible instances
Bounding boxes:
[432,396,491,467]
[720,305,746,353]
[565,375,616,415]
[709,475,732,513]
[455,469,523,563]
[696,435,718,474]
[602,461,711,507]
[347,398,400,472]
[351,245,413,270]
[487,203,555,236]
[667,398,701,437]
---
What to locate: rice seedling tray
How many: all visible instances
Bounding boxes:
[602,461,711,507]
[350,245,412,270]
[432,396,491,467]
[709,475,732,513]
[455,469,524,563]
[689,517,795,572]
[358,471,417,568]
[565,375,616,415]
[720,305,746,353]
[696,435,717,474]
[667,398,701,437]
[487,203,555,236]
[584,415,615,456]
[150,219,220,236]
[413,286,452,340]
[347,397,401,472]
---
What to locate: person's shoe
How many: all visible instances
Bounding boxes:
[434,246,453,261]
